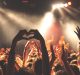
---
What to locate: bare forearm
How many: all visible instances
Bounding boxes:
[7,41,16,75]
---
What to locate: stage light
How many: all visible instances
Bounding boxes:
[52,2,70,11]
[39,12,54,37]
[0,7,41,46]
[52,3,64,10]
[68,2,71,5]
[64,3,68,7]
[56,4,64,8]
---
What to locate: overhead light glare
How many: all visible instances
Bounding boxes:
[64,3,68,7]
[68,2,72,5]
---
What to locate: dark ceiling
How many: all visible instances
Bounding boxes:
[0,0,51,14]
[0,0,80,14]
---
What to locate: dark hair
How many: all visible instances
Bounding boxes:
[54,64,63,72]
[16,68,34,75]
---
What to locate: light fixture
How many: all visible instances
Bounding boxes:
[52,3,64,10]
[52,2,72,10]
[68,2,72,5]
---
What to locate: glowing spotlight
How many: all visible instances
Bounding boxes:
[57,4,64,8]
[52,3,69,11]
[39,12,54,37]
[68,2,72,5]
[64,3,68,7]
[52,3,64,10]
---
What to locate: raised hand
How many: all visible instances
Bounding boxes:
[29,30,45,41]
[8,29,28,64]
[29,29,50,75]
[13,30,28,43]
[7,30,28,75]
[74,26,80,40]
[50,43,56,69]
[61,45,67,61]
[61,45,75,75]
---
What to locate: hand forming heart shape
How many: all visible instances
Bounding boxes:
[13,29,35,42]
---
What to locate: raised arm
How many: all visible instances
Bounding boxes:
[29,30,50,75]
[7,30,28,75]
[49,42,56,70]
[61,45,76,75]
[74,26,80,40]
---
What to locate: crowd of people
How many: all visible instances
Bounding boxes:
[0,27,80,75]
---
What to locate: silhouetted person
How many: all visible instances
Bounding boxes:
[7,29,50,75]
[29,30,50,75]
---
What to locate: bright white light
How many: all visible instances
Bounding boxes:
[68,2,72,5]
[52,3,64,10]
[39,12,54,37]
[52,3,69,11]
[64,3,68,7]
[64,24,78,41]
[0,7,41,44]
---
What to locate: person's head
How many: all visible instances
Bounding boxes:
[54,63,63,72]
[34,59,42,75]
[17,68,34,75]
